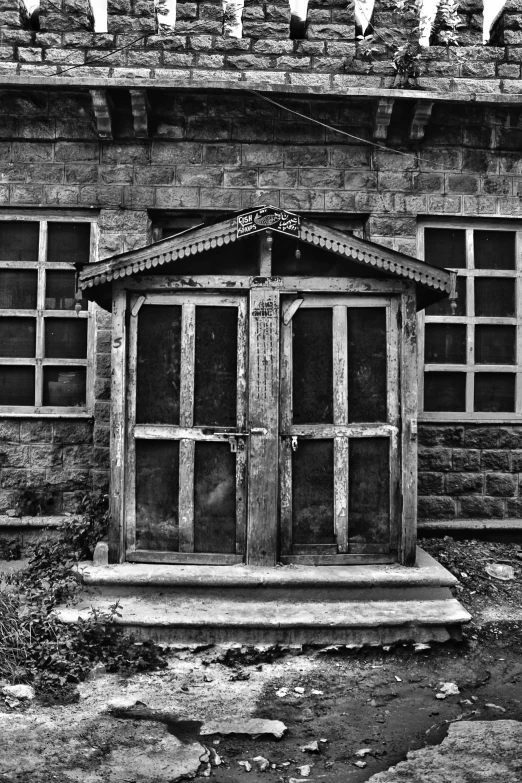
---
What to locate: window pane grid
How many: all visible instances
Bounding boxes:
[422,226,522,418]
[0,217,93,412]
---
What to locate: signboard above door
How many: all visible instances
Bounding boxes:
[237,206,300,239]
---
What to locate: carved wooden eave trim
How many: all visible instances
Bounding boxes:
[90,89,113,139]
[409,100,434,141]
[79,207,451,296]
[373,98,394,140]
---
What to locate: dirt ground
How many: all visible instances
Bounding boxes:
[2,536,522,783]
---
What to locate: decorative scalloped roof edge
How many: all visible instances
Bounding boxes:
[79,208,451,295]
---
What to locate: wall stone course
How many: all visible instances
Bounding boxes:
[458,496,505,518]
[446,473,484,494]
[418,496,456,519]
[418,472,444,494]
[452,449,481,472]
[481,450,510,471]
[486,473,518,496]
[418,447,452,471]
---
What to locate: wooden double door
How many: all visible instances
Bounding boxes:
[125,290,400,565]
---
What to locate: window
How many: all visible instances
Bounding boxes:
[0,217,96,414]
[419,223,522,420]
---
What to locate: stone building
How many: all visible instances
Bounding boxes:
[0,0,521,639]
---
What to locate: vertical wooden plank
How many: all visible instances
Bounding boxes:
[86,306,96,412]
[124,301,137,556]
[247,287,280,566]
[179,439,195,552]
[388,299,401,551]
[109,287,127,563]
[334,436,348,553]
[235,297,248,555]
[516,231,522,415]
[399,284,418,566]
[332,305,348,552]
[259,230,272,277]
[179,303,196,552]
[279,315,293,556]
[332,305,348,425]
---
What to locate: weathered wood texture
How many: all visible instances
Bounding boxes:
[247,287,280,566]
[109,288,126,563]
[400,285,418,566]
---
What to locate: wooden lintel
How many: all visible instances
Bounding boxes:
[90,89,113,140]
[129,89,150,138]
[409,100,434,141]
[373,97,394,140]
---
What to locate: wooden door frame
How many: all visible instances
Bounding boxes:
[108,276,418,567]
[121,291,249,565]
[279,294,401,565]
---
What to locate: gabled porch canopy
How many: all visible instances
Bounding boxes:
[79,207,452,311]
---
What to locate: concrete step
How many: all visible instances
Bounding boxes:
[60,548,471,645]
[58,595,470,645]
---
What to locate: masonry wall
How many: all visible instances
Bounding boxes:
[1,1,522,526]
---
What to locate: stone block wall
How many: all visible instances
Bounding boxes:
[418,426,522,520]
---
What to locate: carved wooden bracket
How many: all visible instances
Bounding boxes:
[373,98,395,140]
[130,89,150,138]
[409,100,434,141]
[90,89,113,140]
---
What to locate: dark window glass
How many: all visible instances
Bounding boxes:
[474,230,515,270]
[136,440,179,551]
[194,442,236,554]
[0,271,37,309]
[43,367,86,406]
[476,325,516,365]
[47,223,91,265]
[425,324,467,364]
[136,305,182,425]
[424,372,466,412]
[0,221,39,261]
[194,306,237,428]
[348,307,387,422]
[475,278,515,317]
[0,317,36,357]
[474,373,515,413]
[292,439,335,545]
[292,309,333,424]
[425,228,466,269]
[45,271,87,311]
[349,438,390,550]
[0,366,34,405]
[425,276,466,316]
[45,318,87,359]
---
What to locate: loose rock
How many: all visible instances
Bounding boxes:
[300,740,320,753]
[253,756,270,772]
[1,685,35,701]
[200,719,287,739]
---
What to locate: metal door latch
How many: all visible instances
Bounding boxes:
[291,436,298,452]
[228,436,246,453]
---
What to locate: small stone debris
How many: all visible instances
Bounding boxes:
[253,756,270,772]
[200,763,211,777]
[394,675,402,682]
[201,719,287,739]
[204,674,213,683]
[414,643,431,652]
[300,741,320,753]
[311,690,323,696]
[294,687,305,695]
[485,703,507,712]
[353,760,367,768]
[238,761,252,772]
[355,748,371,757]
[296,764,312,777]
[1,684,35,701]
[289,779,314,783]
[105,697,145,712]
[435,682,460,699]
[276,687,289,698]
[209,748,222,766]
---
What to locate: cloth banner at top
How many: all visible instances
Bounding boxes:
[237,207,300,238]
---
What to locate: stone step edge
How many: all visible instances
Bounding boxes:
[419,519,522,531]
[75,548,458,589]
[57,598,471,628]
[0,514,81,528]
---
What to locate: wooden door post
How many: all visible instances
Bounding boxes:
[109,286,127,563]
[247,286,280,566]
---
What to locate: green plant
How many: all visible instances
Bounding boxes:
[357,0,462,87]
[1,491,168,698]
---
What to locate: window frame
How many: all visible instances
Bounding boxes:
[0,212,98,417]
[418,219,522,423]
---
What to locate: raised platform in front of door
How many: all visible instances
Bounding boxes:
[59,548,471,646]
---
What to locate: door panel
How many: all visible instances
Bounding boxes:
[280,294,400,564]
[127,293,248,564]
